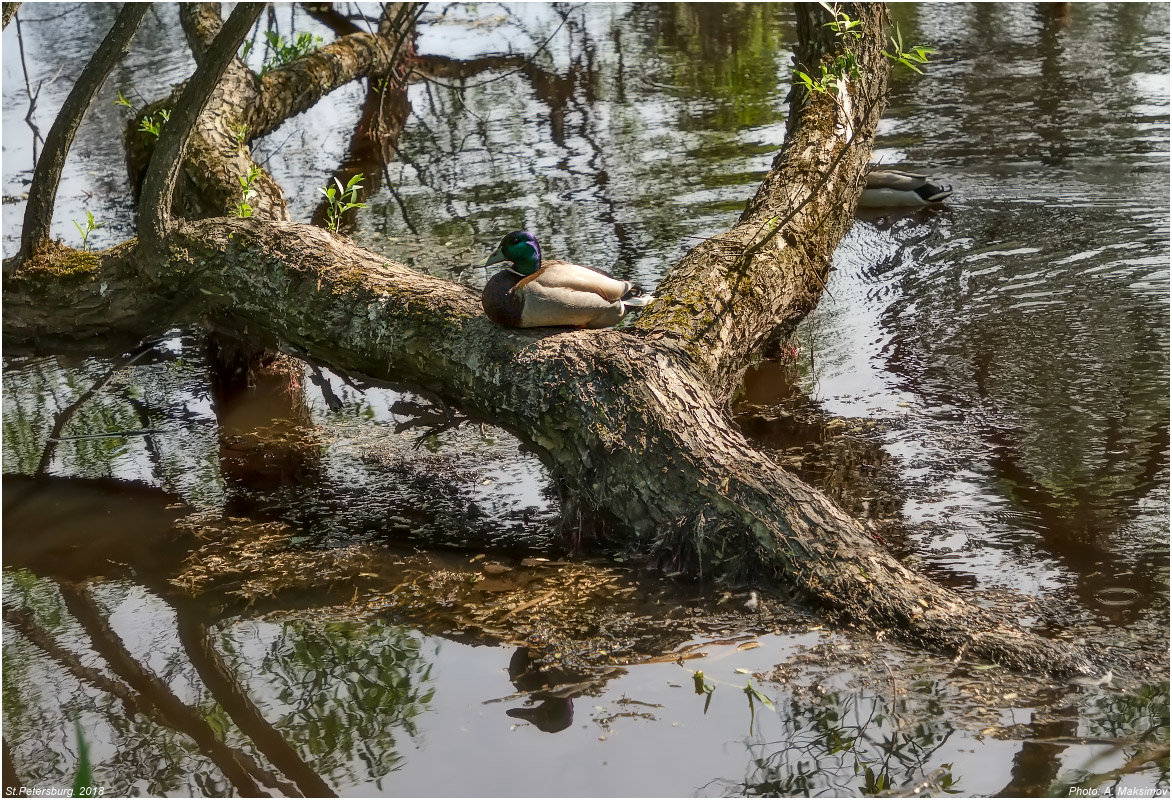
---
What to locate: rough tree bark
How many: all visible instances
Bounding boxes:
[2,3,1094,676]
[1,2,19,31]
[126,2,421,223]
[139,3,264,253]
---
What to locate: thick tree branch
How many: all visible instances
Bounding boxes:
[133,2,419,224]
[178,1,223,59]
[2,2,19,30]
[0,211,1096,678]
[168,218,1090,676]
[252,5,419,137]
[138,3,263,254]
[17,3,147,263]
[635,3,888,400]
[2,3,1097,679]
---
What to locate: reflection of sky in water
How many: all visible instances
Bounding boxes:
[5,569,1155,797]
[2,0,1166,616]
[1,3,1168,794]
[1,4,197,256]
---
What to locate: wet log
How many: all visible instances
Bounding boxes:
[0,4,1094,676]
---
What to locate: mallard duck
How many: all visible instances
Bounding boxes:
[482,231,652,328]
[859,169,953,207]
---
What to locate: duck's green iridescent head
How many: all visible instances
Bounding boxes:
[485,230,543,275]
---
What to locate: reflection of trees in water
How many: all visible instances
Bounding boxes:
[223,617,434,791]
[2,572,436,795]
[2,341,226,506]
[1045,682,1170,797]
[709,682,959,797]
[703,674,1169,797]
[857,208,1169,620]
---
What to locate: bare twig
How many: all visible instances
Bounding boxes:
[36,341,158,476]
[13,14,43,167]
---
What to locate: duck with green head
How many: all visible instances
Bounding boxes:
[859,169,953,207]
[482,231,652,328]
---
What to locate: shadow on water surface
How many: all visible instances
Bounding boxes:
[3,1,1170,796]
[3,319,1167,796]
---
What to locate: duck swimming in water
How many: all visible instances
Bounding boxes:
[859,169,953,207]
[482,231,652,329]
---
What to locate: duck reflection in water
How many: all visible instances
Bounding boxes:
[503,647,578,734]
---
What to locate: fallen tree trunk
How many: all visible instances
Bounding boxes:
[1,3,1094,676]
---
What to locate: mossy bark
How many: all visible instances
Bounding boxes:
[1,3,1095,676]
[636,4,889,398]
[127,2,420,223]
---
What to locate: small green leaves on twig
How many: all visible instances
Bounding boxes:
[694,668,776,732]
[259,30,323,75]
[231,121,249,153]
[744,678,775,734]
[819,1,862,40]
[744,679,775,712]
[693,669,716,714]
[233,166,261,218]
[113,89,134,110]
[137,108,170,139]
[793,5,936,100]
[72,210,104,251]
[319,173,367,233]
[793,3,864,99]
[883,24,936,74]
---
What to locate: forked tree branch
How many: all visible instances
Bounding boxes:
[138,2,263,255]
[0,3,1098,679]
[634,3,889,398]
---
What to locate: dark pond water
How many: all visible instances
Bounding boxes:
[2,3,1168,797]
